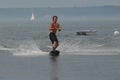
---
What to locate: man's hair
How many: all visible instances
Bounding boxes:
[52,16,58,20]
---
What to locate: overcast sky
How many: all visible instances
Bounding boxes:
[0,0,120,8]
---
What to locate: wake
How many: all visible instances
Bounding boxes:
[0,40,120,56]
[57,41,120,55]
[11,40,48,57]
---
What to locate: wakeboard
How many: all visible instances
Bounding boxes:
[49,50,60,56]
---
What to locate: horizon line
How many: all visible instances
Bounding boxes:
[0,5,120,8]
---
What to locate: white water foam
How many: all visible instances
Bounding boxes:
[12,40,48,57]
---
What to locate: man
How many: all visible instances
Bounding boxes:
[49,16,61,51]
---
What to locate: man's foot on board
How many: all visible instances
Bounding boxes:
[49,49,60,56]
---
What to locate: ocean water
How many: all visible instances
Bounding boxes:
[0,20,120,56]
[0,8,120,80]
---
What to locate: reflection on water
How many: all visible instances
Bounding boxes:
[50,56,59,80]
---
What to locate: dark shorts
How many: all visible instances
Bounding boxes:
[49,32,58,44]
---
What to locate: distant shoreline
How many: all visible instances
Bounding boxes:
[0,5,120,9]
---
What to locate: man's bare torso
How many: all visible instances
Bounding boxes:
[49,22,60,34]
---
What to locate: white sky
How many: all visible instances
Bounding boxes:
[0,0,120,8]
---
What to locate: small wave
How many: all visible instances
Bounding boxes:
[0,46,13,51]
[95,44,105,47]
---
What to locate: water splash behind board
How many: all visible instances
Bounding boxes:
[12,40,48,56]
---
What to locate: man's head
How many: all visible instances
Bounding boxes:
[52,16,58,23]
